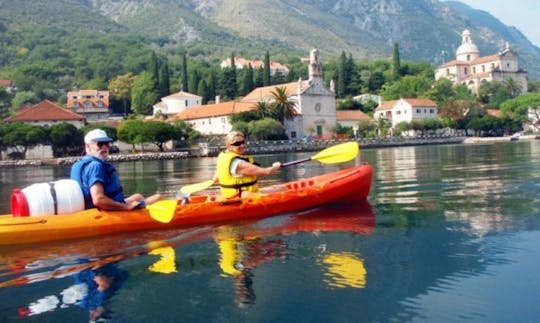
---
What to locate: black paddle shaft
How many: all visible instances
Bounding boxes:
[281,157,311,167]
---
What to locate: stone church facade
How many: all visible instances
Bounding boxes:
[435,29,528,94]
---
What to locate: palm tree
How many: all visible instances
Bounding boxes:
[254,101,273,119]
[270,86,297,124]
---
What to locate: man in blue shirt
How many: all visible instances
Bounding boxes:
[71,129,162,210]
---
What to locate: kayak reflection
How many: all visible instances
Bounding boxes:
[213,198,374,307]
[0,197,374,315]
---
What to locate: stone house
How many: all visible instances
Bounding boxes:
[66,89,110,121]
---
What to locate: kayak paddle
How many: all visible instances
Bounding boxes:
[179,180,214,195]
[281,141,359,167]
[146,200,178,223]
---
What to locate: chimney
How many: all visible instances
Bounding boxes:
[215,95,220,104]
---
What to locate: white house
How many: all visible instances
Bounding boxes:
[435,29,528,94]
[170,101,255,135]
[374,98,439,128]
[153,91,202,117]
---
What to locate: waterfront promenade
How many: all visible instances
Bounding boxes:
[2,135,535,168]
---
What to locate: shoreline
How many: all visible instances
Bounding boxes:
[1,135,536,168]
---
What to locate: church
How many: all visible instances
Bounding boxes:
[172,49,337,139]
[435,29,528,94]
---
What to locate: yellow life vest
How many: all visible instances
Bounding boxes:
[216,151,258,199]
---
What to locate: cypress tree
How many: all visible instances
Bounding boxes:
[392,43,401,81]
[181,52,188,92]
[263,50,271,86]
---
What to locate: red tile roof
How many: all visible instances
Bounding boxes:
[402,98,437,107]
[486,109,501,117]
[336,110,372,122]
[375,100,398,111]
[5,100,85,122]
[170,101,257,121]
[241,81,309,102]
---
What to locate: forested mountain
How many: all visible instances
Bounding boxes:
[0,0,539,97]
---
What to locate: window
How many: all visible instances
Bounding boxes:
[416,109,420,113]
[464,67,468,75]
[73,102,79,108]
[84,101,92,108]
[482,65,485,72]
[97,101,103,108]
[430,109,434,113]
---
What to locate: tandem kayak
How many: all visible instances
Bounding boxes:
[0,164,373,245]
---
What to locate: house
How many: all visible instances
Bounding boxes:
[0,80,16,93]
[66,89,110,121]
[5,99,85,128]
[152,91,202,117]
[220,57,289,76]
[353,94,381,105]
[169,101,255,135]
[336,110,373,137]
[174,49,336,139]
[374,98,439,128]
[435,29,528,94]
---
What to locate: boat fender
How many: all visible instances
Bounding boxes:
[10,179,85,217]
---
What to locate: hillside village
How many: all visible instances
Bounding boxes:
[2,30,539,160]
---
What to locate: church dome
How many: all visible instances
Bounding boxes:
[456,29,479,61]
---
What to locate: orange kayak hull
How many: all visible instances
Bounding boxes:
[0,165,373,244]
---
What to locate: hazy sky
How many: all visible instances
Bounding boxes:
[452,0,540,47]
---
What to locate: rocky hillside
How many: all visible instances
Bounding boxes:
[1,0,539,79]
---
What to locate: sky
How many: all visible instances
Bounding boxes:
[452,0,540,47]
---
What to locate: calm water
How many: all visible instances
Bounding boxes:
[0,140,539,322]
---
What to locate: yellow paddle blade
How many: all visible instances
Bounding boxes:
[146,200,178,223]
[180,180,214,195]
[311,142,359,164]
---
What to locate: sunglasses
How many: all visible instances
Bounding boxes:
[97,141,111,147]
[230,140,246,147]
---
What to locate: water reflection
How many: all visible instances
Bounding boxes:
[19,261,126,321]
[0,198,374,319]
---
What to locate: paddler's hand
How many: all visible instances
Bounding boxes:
[267,162,281,175]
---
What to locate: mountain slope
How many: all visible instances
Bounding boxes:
[0,0,539,80]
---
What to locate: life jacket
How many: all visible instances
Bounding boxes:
[70,155,124,209]
[216,151,258,199]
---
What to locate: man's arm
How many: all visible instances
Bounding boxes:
[90,183,140,210]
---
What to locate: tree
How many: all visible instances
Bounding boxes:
[11,91,39,109]
[118,119,145,151]
[3,122,48,159]
[49,122,83,157]
[108,73,135,116]
[250,118,286,140]
[221,53,238,100]
[392,43,401,81]
[263,50,271,86]
[140,121,177,152]
[181,52,188,92]
[159,58,170,97]
[270,86,296,124]
[131,72,160,116]
[500,92,540,123]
